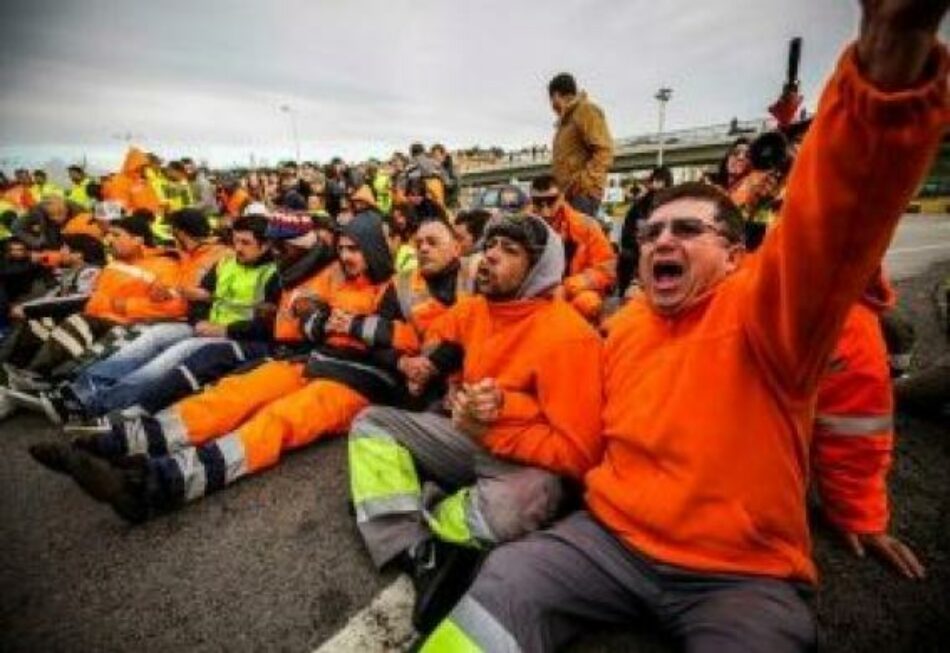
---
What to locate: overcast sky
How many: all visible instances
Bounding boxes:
[0,0,874,169]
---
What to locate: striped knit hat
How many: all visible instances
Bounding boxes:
[266,210,318,248]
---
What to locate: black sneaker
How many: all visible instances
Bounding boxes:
[408,538,485,635]
[28,441,80,475]
[67,449,152,524]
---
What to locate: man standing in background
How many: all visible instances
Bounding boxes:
[549,72,613,216]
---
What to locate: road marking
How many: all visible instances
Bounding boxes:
[887,244,950,255]
[314,576,416,653]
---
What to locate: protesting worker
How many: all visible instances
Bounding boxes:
[30,210,417,523]
[528,174,616,321]
[350,214,604,633]
[812,273,925,580]
[421,3,948,649]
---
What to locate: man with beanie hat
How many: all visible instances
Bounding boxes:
[40,213,271,424]
[348,213,603,633]
[36,211,336,435]
[31,210,416,524]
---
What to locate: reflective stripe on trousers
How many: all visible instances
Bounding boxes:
[422,595,520,653]
[349,424,494,548]
[349,424,423,521]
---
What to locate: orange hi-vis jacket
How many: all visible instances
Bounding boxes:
[424,295,604,480]
[550,204,616,319]
[226,187,250,218]
[176,241,230,288]
[295,261,412,354]
[812,277,896,535]
[103,148,161,215]
[392,257,477,349]
[274,271,328,343]
[586,45,948,584]
[62,212,105,240]
[83,251,185,325]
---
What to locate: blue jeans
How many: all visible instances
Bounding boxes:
[118,339,275,416]
[71,322,196,406]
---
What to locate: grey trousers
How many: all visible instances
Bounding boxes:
[435,510,816,653]
[350,406,563,568]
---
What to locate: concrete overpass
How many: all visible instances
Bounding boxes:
[459,120,950,190]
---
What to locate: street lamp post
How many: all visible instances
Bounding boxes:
[279,104,301,165]
[654,87,673,166]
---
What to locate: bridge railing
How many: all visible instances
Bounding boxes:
[459,118,772,173]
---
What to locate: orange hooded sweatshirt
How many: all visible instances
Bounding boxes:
[586,45,948,584]
[812,275,896,535]
[424,222,604,480]
[103,148,161,215]
[83,250,185,324]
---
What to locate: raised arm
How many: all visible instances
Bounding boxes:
[745,4,947,396]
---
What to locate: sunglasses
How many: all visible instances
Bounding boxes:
[531,195,558,208]
[636,217,729,245]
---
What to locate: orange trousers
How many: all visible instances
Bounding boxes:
[175,360,369,473]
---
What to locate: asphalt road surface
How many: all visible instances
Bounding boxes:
[1,215,948,653]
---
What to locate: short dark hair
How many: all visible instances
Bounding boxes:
[548,73,577,97]
[649,182,744,244]
[454,209,491,241]
[63,233,106,266]
[231,214,269,243]
[530,174,558,194]
[409,143,425,157]
[68,165,84,175]
[113,214,155,247]
[649,165,674,188]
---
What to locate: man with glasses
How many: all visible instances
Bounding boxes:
[529,175,616,321]
[422,1,949,649]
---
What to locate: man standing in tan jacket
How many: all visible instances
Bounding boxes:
[549,73,614,216]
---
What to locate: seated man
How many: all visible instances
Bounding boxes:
[0,234,105,419]
[89,211,337,420]
[812,273,924,579]
[30,211,415,523]
[528,174,616,321]
[42,209,235,422]
[4,213,184,383]
[349,214,603,632]
[420,8,948,651]
[46,212,275,423]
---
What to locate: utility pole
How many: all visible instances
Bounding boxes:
[279,104,301,165]
[655,87,673,166]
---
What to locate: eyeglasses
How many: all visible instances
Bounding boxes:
[636,217,729,244]
[530,195,558,208]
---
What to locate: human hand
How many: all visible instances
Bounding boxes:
[463,378,504,423]
[10,304,25,320]
[148,283,173,302]
[325,308,354,335]
[449,385,488,438]
[843,531,926,580]
[398,356,437,386]
[857,0,949,91]
[194,321,226,337]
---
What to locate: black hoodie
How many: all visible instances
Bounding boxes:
[340,210,393,283]
[303,210,410,403]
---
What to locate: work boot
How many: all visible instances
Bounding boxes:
[29,441,80,475]
[67,449,153,524]
[406,538,485,635]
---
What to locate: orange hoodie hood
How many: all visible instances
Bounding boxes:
[121,147,149,177]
